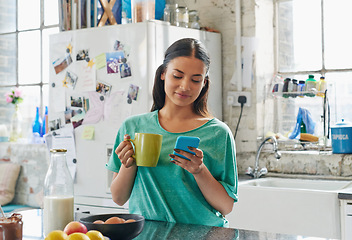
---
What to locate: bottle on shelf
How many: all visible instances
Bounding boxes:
[292,79,298,98]
[298,80,305,97]
[41,106,48,137]
[175,6,189,28]
[43,149,74,236]
[32,107,42,137]
[317,76,327,97]
[305,75,317,97]
[282,78,292,98]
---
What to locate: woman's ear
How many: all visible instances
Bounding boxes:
[161,72,165,80]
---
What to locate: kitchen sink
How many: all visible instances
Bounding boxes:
[227,177,352,239]
[239,177,352,191]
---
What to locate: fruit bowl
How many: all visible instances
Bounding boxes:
[79,214,145,240]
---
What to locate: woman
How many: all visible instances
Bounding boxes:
[106,38,238,227]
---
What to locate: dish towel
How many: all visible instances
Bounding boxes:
[289,107,316,139]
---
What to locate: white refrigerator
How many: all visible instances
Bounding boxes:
[48,20,222,214]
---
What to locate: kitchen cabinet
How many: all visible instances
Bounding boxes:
[340,199,352,240]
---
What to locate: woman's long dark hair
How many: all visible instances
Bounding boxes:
[150,38,212,117]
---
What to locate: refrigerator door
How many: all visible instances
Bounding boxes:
[49,21,222,213]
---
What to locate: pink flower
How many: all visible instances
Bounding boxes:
[14,88,22,98]
[6,96,13,103]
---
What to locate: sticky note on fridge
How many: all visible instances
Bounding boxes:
[95,53,106,69]
[82,126,95,140]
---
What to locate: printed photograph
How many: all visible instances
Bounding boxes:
[96,82,112,96]
[76,49,89,61]
[119,58,132,78]
[64,70,78,89]
[106,51,125,74]
[53,54,73,74]
[127,84,139,101]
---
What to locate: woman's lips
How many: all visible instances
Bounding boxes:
[175,92,190,99]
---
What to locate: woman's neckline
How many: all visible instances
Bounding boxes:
[154,110,215,134]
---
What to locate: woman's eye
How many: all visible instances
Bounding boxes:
[192,79,202,83]
[173,75,182,79]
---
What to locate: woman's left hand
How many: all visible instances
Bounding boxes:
[169,147,204,175]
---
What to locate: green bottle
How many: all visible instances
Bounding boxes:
[305,75,316,97]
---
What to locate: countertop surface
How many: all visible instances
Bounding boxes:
[20,209,334,240]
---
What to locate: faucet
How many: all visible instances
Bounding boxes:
[246,136,281,178]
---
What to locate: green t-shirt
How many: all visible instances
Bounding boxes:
[106,110,238,227]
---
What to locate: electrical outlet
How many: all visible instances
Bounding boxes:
[227,91,251,107]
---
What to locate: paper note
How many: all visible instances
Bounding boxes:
[72,61,96,92]
[82,126,95,140]
[95,53,107,69]
[51,124,77,180]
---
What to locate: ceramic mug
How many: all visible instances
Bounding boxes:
[127,133,163,167]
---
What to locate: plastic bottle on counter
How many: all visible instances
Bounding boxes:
[43,149,74,236]
[317,76,327,97]
[305,75,317,97]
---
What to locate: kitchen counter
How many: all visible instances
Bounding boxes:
[20,209,333,240]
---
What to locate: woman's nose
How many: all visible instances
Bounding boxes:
[179,79,191,91]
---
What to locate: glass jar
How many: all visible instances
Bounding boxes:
[163,4,178,25]
[188,10,200,29]
[175,6,189,28]
[43,149,74,236]
[131,0,155,23]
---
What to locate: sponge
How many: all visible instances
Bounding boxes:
[300,133,319,142]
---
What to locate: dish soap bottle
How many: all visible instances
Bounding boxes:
[43,149,74,236]
[317,76,327,97]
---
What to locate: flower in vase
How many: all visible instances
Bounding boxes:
[4,88,23,105]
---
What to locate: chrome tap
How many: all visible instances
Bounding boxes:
[246,136,281,178]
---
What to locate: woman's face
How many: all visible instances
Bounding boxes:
[161,56,207,109]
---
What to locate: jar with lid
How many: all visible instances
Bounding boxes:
[43,149,74,236]
[188,10,200,29]
[163,4,178,25]
[175,6,189,28]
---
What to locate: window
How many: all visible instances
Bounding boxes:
[273,0,352,143]
[0,0,59,135]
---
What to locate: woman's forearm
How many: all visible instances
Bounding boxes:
[110,165,137,206]
[193,166,234,215]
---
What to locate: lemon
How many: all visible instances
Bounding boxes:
[86,230,105,240]
[45,230,68,240]
[67,232,90,240]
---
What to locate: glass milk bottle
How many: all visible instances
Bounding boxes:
[43,149,74,236]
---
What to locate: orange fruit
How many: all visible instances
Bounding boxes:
[93,220,104,224]
[105,216,125,224]
[45,230,68,240]
[67,232,90,240]
[86,230,105,240]
[125,219,136,223]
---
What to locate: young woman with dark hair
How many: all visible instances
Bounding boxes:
[106,38,238,227]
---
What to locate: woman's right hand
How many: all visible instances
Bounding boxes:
[115,134,136,168]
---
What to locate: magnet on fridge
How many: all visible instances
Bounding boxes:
[100,96,105,101]
[52,83,56,87]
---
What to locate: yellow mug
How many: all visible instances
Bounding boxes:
[127,133,163,167]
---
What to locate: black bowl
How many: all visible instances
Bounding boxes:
[79,213,145,240]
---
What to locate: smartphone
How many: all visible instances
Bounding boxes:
[173,136,200,160]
